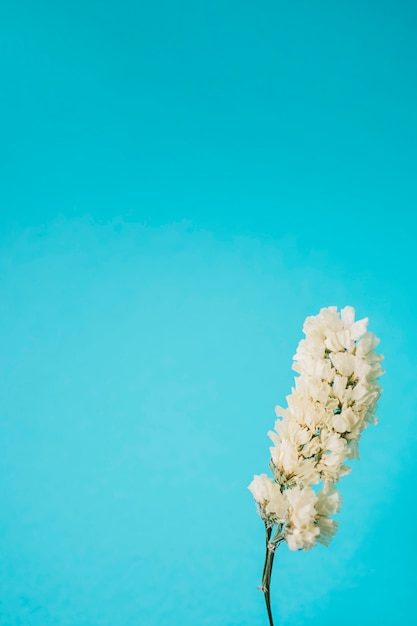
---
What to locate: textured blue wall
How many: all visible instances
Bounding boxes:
[1,2,416,624]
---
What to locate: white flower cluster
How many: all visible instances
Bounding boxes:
[249,306,383,551]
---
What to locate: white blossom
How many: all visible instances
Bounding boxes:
[283,483,342,551]
[316,483,342,517]
[249,305,383,554]
[284,485,319,550]
[248,474,288,524]
[268,306,384,488]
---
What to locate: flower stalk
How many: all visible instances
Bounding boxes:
[248,306,384,625]
[260,524,283,626]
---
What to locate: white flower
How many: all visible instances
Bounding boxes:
[284,484,342,550]
[250,306,383,626]
[301,436,321,458]
[285,486,319,550]
[315,484,341,547]
[356,331,380,356]
[248,474,288,524]
[332,406,360,434]
[332,374,348,400]
[316,517,338,547]
[293,352,334,382]
[341,306,368,341]
[286,485,317,526]
[268,430,299,475]
[316,483,342,516]
[249,305,383,554]
[292,458,320,486]
[330,352,355,377]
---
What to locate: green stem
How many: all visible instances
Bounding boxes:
[260,525,282,626]
[261,524,272,586]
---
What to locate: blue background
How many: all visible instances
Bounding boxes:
[1,1,416,624]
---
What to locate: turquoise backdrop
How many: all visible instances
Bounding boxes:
[1,1,416,624]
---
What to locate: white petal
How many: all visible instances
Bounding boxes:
[341,306,355,327]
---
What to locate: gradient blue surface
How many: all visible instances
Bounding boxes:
[1,1,416,625]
